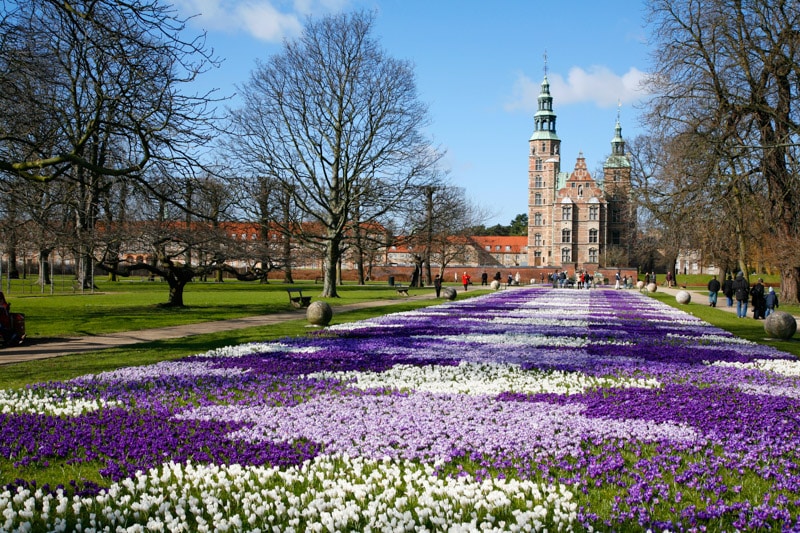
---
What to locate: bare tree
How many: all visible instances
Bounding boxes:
[227,11,442,297]
[0,0,220,182]
[399,185,488,284]
[93,179,245,307]
[644,0,800,302]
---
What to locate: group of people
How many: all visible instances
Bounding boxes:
[708,272,779,319]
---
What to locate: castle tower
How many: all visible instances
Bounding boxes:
[602,116,633,265]
[527,75,562,267]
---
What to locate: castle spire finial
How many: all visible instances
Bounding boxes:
[617,99,622,122]
[543,50,548,77]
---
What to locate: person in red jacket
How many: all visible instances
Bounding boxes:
[461,272,471,291]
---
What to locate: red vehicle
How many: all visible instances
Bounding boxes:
[0,292,25,346]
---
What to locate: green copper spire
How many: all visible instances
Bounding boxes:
[530,75,560,142]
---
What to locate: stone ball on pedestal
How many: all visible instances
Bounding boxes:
[490,280,500,290]
[676,290,691,304]
[442,287,457,300]
[306,301,333,326]
[764,311,797,339]
[646,283,658,293]
[636,280,645,290]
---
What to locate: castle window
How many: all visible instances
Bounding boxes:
[535,159,542,171]
[485,245,490,251]
[614,170,620,182]
[534,175,543,188]
[561,229,571,243]
[578,185,583,197]
[561,205,572,220]
[612,231,621,245]
[534,193,542,206]
[505,245,511,251]
[561,248,571,263]
[589,229,598,243]
[534,233,542,246]
[534,213,543,226]
[589,205,599,220]
[541,142,546,152]
[588,248,598,263]
[495,245,501,251]
[611,207,621,223]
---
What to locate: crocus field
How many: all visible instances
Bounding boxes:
[3,287,800,532]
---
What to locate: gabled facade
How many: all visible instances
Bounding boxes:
[526,75,634,271]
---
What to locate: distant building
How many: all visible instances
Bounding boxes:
[526,75,634,271]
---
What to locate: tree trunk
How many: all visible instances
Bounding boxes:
[7,246,18,279]
[166,279,186,307]
[321,236,340,297]
[37,249,51,286]
[355,247,365,285]
[781,266,800,305]
[162,265,194,307]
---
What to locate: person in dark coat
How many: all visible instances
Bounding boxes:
[722,274,734,307]
[765,287,779,317]
[750,278,766,319]
[434,274,442,298]
[707,275,721,307]
[732,271,750,318]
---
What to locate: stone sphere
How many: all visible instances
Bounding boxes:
[490,280,500,290]
[442,287,457,300]
[306,301,333,326]
[675,290,691,304]
[646,283,658,293]
[636,280,645,289]
[764,311,797,339]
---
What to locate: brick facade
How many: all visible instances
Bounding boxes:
[526,75,633,272]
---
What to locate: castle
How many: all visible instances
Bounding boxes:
[526,75,634,271]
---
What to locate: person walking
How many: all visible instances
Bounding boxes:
[722,274,734,307]
[615,271,621,290]
[481,271,488,286]
[707,275,721,307]
[732,271,750,318]
[434,274,442,298]
[461,272,471,291]
[765,286,779,317]
[750,278,766,319]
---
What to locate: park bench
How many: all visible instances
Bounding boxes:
[395,285,410,296]
[286,288,312,308]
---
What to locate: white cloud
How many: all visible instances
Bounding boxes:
[505,65,649,113]
[173,0,349,42]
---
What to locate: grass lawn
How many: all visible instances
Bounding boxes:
[3,278,455,337]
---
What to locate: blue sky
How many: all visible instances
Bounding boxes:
[175,0,653,225]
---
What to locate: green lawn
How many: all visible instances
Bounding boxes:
[2,278,447,337]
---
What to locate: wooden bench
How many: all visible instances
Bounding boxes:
[395,285,410,296]
[286,288,312,308]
